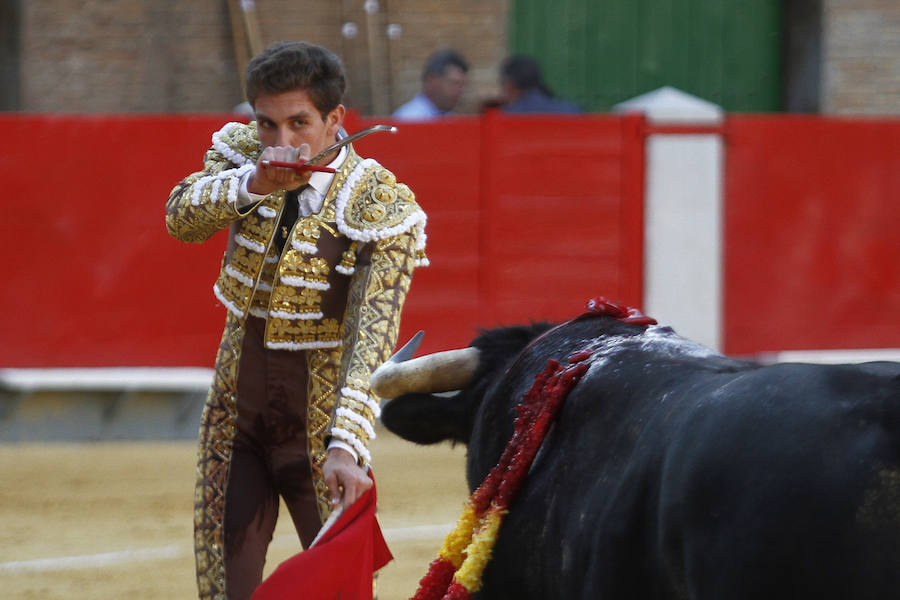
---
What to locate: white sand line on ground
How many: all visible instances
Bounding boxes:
[0,522,455,574]
[0,544,184,574]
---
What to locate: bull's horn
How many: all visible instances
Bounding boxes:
[371,347,480,398]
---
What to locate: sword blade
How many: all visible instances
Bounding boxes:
[386,330,425,363]
[307,124,398,165]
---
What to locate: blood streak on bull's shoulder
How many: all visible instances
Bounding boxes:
[639,326,719,360]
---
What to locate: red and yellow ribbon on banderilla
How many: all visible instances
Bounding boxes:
[411,352,591,600]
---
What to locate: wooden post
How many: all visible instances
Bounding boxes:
[226,0,264,94]
[242,0,264,57]
[364,0,390,116]
[227,0,250,93]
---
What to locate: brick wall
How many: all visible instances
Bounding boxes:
[22,1,240,112]
[822,0,900,115]
[15,1,897,116]
[18,0,508,115]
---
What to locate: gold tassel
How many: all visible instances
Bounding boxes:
[338,241,358,274]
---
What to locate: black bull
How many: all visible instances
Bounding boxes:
[378,316,900,600]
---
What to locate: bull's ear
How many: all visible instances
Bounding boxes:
[380,393,469,445]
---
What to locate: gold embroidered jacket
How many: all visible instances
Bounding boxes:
[166,121,428,465]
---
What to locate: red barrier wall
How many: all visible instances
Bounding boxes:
[477,112,645,326]
[0,115,234,367]
[2,113,895,367]
[327,112,645,353]
[724,116,900,354]
[1,113,643,367]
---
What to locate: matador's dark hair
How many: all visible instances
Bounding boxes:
[245,41,346,118]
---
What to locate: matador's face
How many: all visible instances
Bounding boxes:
[253,89,344,158]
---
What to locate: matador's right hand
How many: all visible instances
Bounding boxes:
[247,143,312,196]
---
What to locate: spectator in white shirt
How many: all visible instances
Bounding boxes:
[393,48,469,120]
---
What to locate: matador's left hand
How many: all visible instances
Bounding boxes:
[323,447,373,511]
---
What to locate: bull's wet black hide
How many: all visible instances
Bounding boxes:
[381,316,900,600]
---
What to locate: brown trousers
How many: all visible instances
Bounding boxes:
[223,316,323,600]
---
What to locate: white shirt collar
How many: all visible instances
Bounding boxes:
[298,145,347,217]
[306,145,347,197]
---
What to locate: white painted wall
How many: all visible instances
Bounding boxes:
[615,87,725,351]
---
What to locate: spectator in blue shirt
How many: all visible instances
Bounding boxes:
[393,49,469,120]
[500,54,581,114]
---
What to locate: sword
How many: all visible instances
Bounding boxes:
[308,124,398,165]
[385,330,425,363]
[259,124,398,173]
[370,330,425,401]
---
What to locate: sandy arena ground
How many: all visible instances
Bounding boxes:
[0,426,469,599]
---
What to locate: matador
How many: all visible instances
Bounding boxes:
[166,41,427,600]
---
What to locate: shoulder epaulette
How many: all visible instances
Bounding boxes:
[211,121,261,167]
[335,158,426,246]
